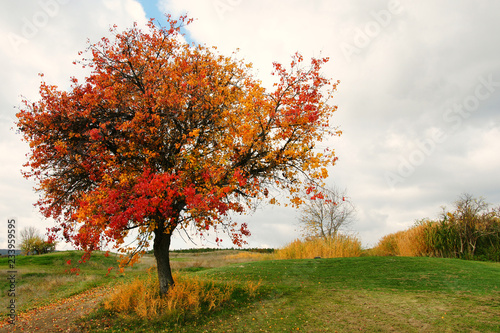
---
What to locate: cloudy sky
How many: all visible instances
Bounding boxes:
[1,0,499,250]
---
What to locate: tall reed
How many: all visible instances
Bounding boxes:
[395,223,431,256]
[373,220,452,258]
[274,234,362,259]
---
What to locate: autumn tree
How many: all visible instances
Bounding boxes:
[19,226,56,255]
[16,16,340,294]
[299,186,355,240]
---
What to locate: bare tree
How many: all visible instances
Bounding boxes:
[20,226,39,245]
[299,186,355,240]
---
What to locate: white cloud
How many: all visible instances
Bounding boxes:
[156,0,500,247]
[0,0,149,249]
[1,0,499,251]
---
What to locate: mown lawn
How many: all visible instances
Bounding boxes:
[81,255,500,332]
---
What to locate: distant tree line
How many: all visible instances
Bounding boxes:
[149,247,275,254]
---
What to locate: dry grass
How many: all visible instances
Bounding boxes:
[5,270,97,313]
[168,250,275,270]
[372,233,399,256]
[274,235,362,259]
[224,251,273,261]
[396,224,430,256]
[244,279,262,298]
[103,251,268,321]
[104,269,237,320]
[373,223,431,257]
[16,274,79,295]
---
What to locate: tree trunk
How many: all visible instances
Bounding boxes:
[153,226,174,296]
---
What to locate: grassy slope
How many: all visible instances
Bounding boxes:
[0,251,153,317]
[193,257,500,332]
[84,255,500,332]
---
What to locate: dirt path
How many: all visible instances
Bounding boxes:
[0,286,110,333]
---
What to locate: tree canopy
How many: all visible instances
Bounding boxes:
[16,15,340,293]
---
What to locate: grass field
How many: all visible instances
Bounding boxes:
[2,251,500,332]
[0,250,153,316]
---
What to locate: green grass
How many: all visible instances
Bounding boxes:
[81,255,500,332]
[216,256,499,293]
[0,251,153,317]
